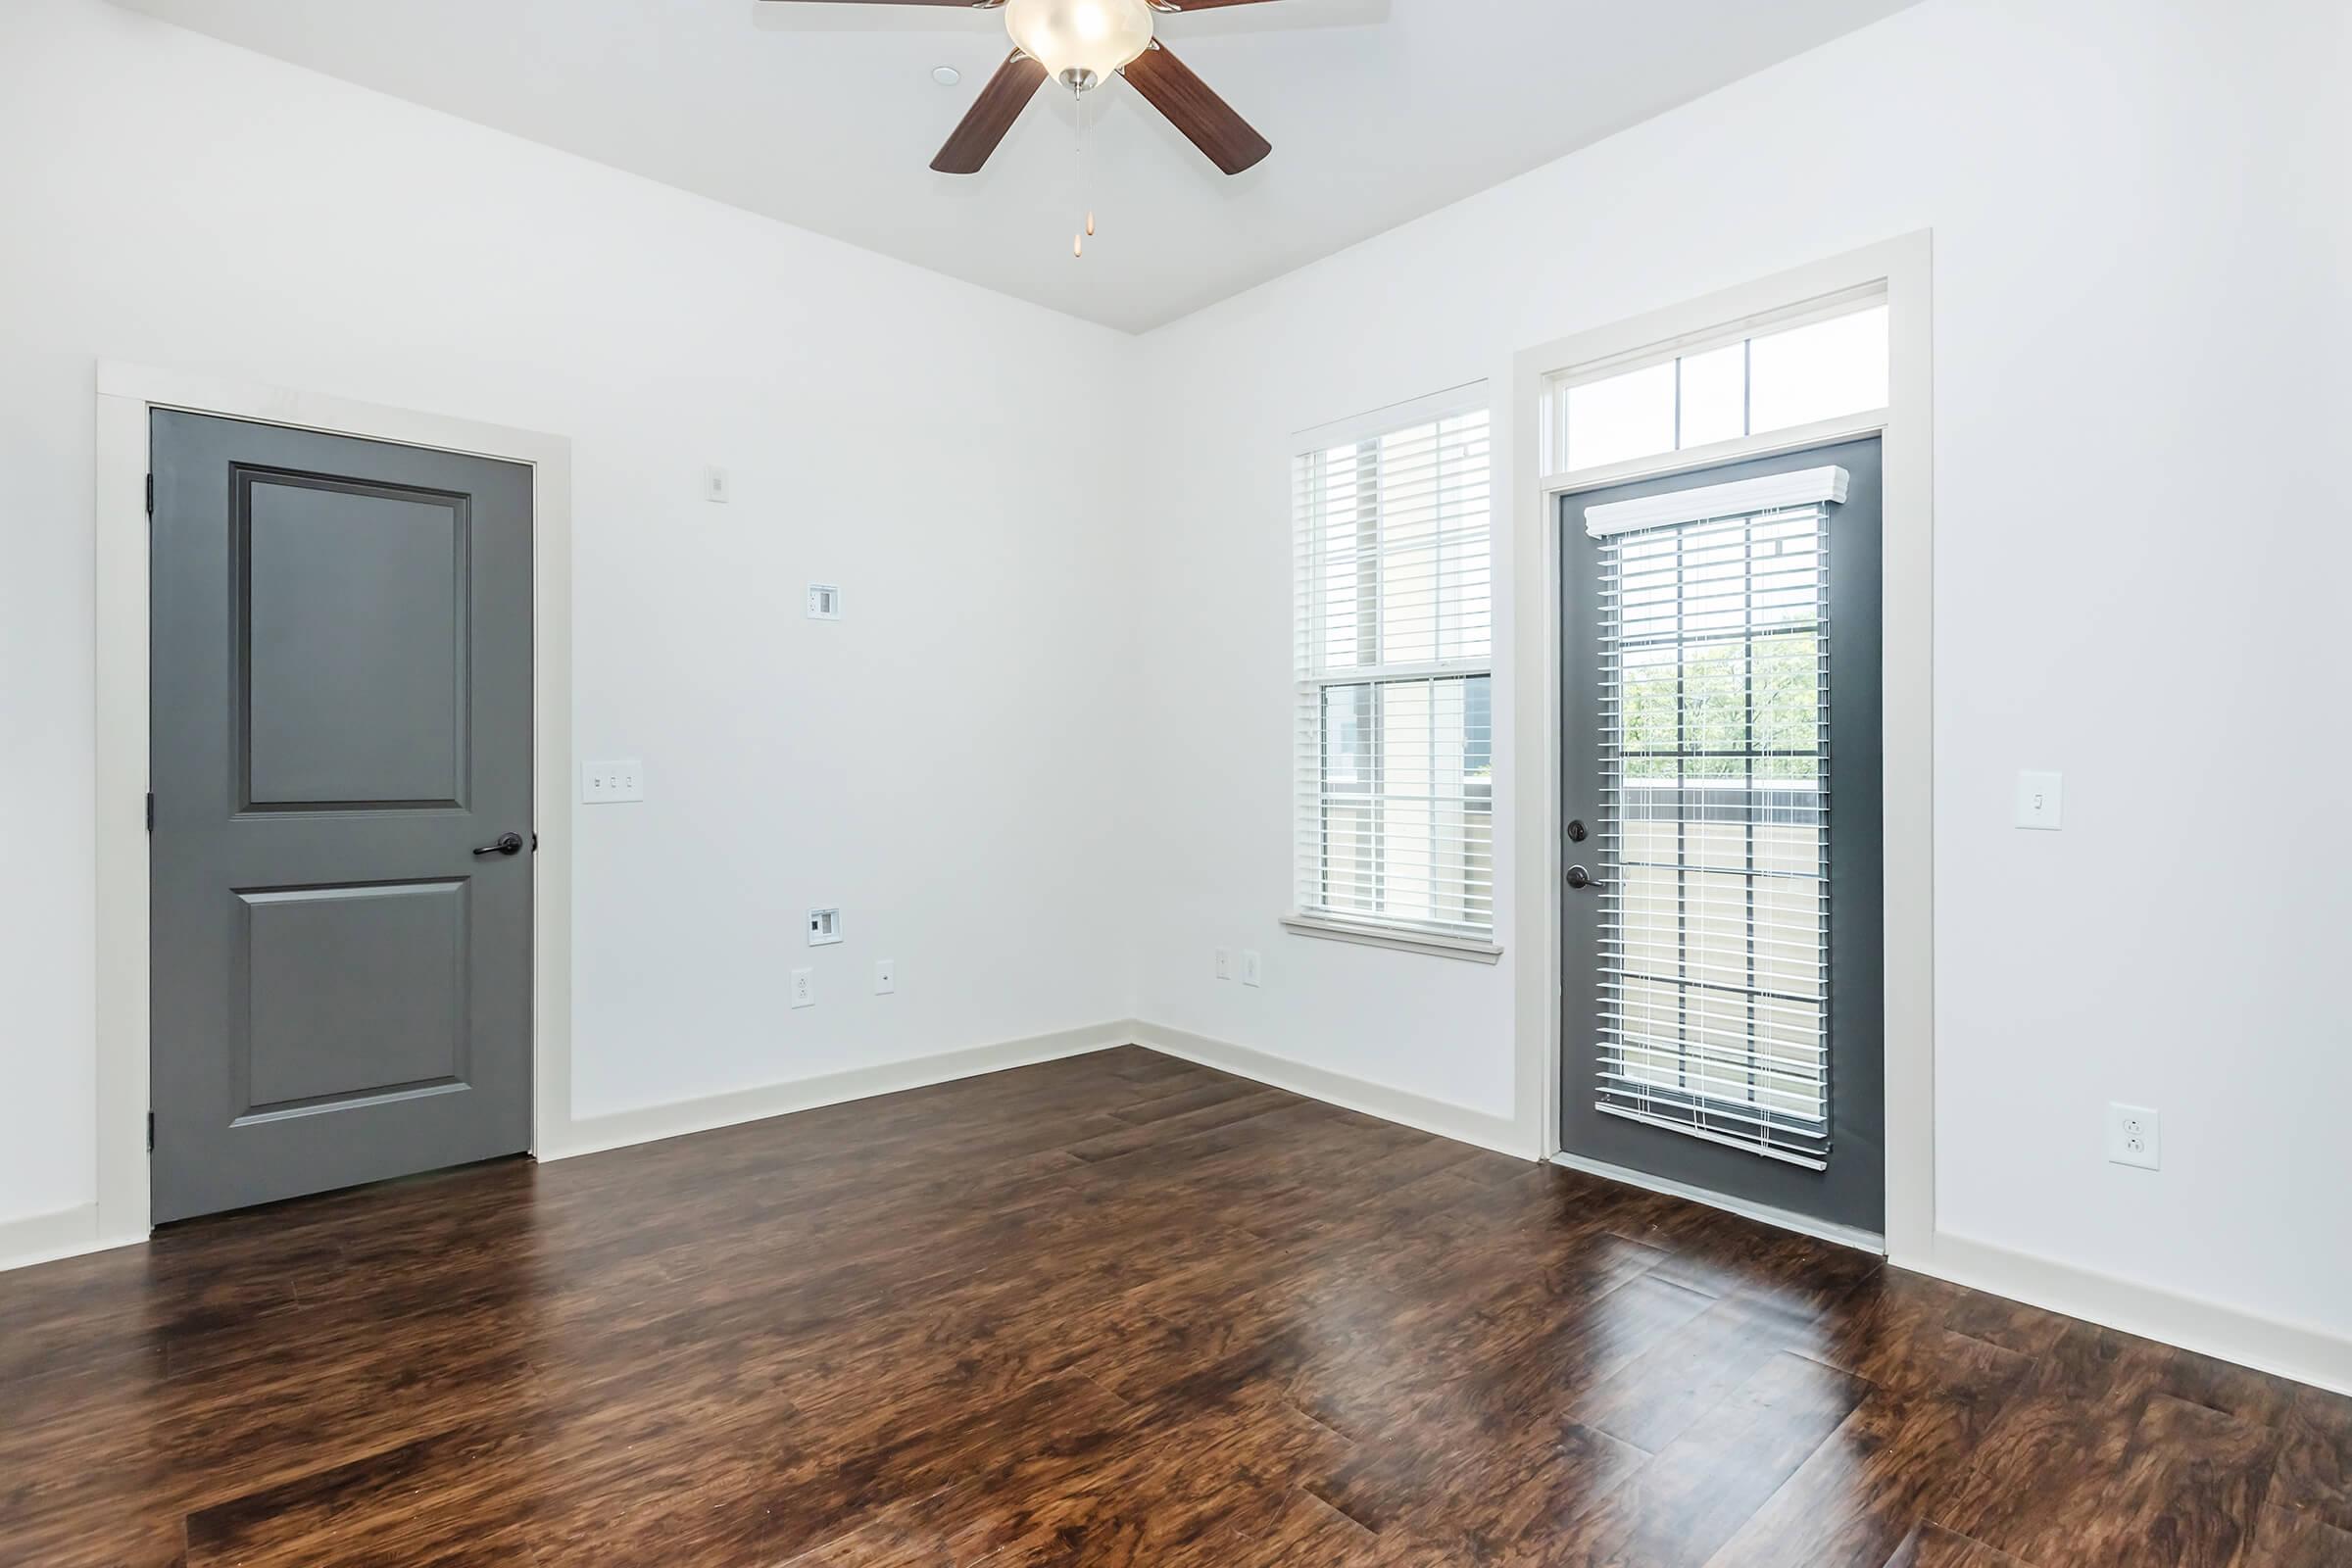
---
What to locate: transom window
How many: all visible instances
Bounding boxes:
[1293,397,1494,941]
[1555,291,1887,474]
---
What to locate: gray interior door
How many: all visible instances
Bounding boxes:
[150,412,533,1224]
[1559,438,1885,1236]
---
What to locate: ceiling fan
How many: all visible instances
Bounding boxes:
[761,0,1277,176]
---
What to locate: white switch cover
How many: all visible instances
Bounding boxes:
[2015,770,2064,830]
[1241,951,1262,988]
[1214,949,1232,981]
[873,959,897,996]
[705,466,731,504]
[789,968,814,1009]
[582,760,646,804]
[807,584,842,620]
[808,907,844,947]
[2107,1102,2160,1169]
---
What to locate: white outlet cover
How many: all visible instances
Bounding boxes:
[1242,950,1262,988]
[705,466,730,504]
[2016,770,2064,830]
[1214,949,1231,981]
[2106,1102,2160,1169]
[789,967,814,1009]
[581,760,645,804]
[807,583,842,620]
[874,958,896,995]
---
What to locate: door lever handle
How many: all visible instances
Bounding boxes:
[1565,865,1604,891]
[472,832,525,858]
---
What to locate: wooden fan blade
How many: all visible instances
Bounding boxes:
[1119,42,1271,175]
[931,51,1049,173]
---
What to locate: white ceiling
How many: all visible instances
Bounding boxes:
[109,0,1921,333]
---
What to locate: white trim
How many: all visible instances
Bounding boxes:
[1128,1019,1527,1158]
[543,1022,1137,1162]
[1583,465,1849,537]
[1280,913,1502,963]
[1509,232,1937,1265]
[1551,1152,1883,1256]
[1291,379,1491,453]
[0,1202,115,1272]
[1917,1233,2352,1400]
[93,363,574,1245]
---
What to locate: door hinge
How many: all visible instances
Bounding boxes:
[146,1111,155,1153]
[145,792,155,832]
[145,473,155,516]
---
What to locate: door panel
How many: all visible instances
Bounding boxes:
[1559,437,1885,1236]
[243,475,467,808]
[240,881,469,1109]
[151,412,532,1224]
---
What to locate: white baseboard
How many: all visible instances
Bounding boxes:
[1550,1151,1886,1256]
[0,1201,141,1273]
[1126,1019,1529,1159]
[1914,1230,2352,1400]
[542,1020,1135,1162]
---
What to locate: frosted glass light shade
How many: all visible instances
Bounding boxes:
[1004,0,1155,88]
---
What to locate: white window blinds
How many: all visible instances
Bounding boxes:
[1294,405,1494,939]
[1592,491,1836,1167]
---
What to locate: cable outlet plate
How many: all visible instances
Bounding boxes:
[2107,1102,2160,1169]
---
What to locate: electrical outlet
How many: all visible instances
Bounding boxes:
[789,968,814,1009]
[1241,951,1262,988]
[581,760,645,804]
[2016,770,2064,830]
[2107,1102,2160,1169]
[873,958,896,996]
[808,907,843,947]
[1214,949,1232,981]
[807,583,842,620]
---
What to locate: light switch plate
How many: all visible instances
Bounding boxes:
[789,968,814,1009]
[2015,770,2064,830]
[808,908,843,947]
[807,584,842,620]
[705,466,731,504]
[582,760,645,804]
[1241,951,1262,988]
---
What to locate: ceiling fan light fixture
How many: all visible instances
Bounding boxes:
[1004,0,1154,92]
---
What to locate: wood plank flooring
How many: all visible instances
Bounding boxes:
[4,1047,2348,1567]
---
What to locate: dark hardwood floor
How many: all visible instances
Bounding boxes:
[4,1046,2349,1567]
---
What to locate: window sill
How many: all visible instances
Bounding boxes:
[1281,914,1503,964]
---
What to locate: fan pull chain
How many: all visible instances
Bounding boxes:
[1071,80,1087,259]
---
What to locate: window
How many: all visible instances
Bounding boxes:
[1293,400,1494,942]
[1557,293,1887,473]
[1587,470,1842,1167]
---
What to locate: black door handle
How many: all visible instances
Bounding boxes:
[1566,864,1602,891]
[473,832,525,858]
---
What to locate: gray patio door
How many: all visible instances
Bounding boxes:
[149,412,534,1224]
[1559,438,1884,1237]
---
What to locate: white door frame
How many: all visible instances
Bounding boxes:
[92,363,575,1248]
[1507,232,1936,1265]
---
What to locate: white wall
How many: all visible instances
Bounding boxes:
[1126,0,2352,1344]
[0,0,1135,1230]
